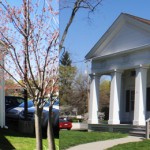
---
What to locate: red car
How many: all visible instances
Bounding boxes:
[59,119,72,130]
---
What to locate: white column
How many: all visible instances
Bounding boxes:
[88,73,100,124]
[0,59,5,128]
[133,66,147,126]
[108,70,122,124]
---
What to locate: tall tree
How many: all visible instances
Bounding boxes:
[60,51,72,66]
[0,0,58,150]
[71,73,88,114]
[59,51,76,105]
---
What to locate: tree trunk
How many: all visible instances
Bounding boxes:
[35,106,43,150]
[47,106,56,150]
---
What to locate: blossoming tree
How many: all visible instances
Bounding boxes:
[0,0,59,150]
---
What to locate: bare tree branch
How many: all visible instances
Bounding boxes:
[59,0,102,52]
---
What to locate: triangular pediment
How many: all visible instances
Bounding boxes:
[85,13,150,59]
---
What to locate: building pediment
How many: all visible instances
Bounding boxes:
[85,13,150,60]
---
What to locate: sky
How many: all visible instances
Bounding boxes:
[60,0,150,74]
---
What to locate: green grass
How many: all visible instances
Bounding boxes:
[60,130,127,150]
[0,128,59,150]
[108,140,150,150]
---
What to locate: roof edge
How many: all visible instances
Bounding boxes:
[91,44,150,61]
[85,13,126,60]
[85,13,150,60]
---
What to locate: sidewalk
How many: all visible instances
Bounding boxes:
[67,136,143,150]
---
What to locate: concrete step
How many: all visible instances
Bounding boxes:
[131,128,145,132]
[129,126,146,137]
[129,131,146,137]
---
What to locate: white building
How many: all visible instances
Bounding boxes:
[85,13,150,126]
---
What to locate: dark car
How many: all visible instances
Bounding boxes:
[5,96,25,111]
[6,100,34,120]
[59,119,72,130]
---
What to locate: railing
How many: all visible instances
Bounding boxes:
[146,118,150,139]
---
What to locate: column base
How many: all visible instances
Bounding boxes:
[88,119,98,124]
[133,120,146,126]
[108,120,120,125]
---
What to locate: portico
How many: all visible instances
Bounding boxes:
[85,13,150,126]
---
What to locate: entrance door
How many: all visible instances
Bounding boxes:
[125,90,135,123]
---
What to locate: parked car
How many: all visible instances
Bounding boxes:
[19,99,59,134]
[6,100,34,120]
[59,119,72,130]
[5,96,25,111]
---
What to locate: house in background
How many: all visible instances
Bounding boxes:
[85,13,150,127]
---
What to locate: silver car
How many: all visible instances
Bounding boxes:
[19,100,59,132]
[6,100,34,120]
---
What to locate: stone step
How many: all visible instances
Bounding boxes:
[129,131,146,137]
[131,128,146,132]
[129,126,148,137]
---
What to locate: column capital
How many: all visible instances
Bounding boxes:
[113,69,123,73]
[135,65,148,75]
[89,73,101,79]
[136,64,149,70]
[111,69,123,76]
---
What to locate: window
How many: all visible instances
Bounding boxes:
[125,90,130,112]
[125,90,135,112]
[130,90,135,111]
[147,87,150,111]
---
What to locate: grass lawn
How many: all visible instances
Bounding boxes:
[60,130,127,150]
[0,128,59,150]
[108,140,150,150]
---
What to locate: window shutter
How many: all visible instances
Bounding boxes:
[126,90,130,112]
[147,87,150,111]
